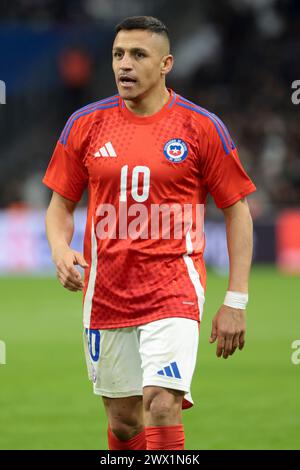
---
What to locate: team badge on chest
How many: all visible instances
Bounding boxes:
[163,138,188,163]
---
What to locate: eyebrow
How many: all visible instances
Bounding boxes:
[113,47,149,54]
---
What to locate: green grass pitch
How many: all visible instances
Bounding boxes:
[0,266,299,450]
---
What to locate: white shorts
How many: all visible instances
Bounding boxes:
[83,317,199,408]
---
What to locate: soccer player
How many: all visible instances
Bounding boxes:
[43,16,256,450]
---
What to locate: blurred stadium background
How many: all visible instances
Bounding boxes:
[0,0,299,450]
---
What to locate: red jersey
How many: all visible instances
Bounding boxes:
[43,89,256,329]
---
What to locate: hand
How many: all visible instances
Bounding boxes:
[52,246,89,292]
[209,305,246,359]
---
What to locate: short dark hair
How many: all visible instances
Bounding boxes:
[115,16,170,44]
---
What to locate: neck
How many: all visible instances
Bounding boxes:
[124,85,170,116]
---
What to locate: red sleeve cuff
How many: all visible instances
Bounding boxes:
[215,183,256,209]
[42,177,82,202]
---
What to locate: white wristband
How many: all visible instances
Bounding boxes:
[224,291,248,310]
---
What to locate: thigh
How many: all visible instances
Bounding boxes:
[102,395,143,426]
[83,327,143,398]
[138,318,199,407]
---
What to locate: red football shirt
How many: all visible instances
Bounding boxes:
[43,89,256,329]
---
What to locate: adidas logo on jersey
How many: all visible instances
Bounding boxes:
[94,142,117,158]
[157,362,182,379]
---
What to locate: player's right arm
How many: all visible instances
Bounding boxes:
[43,111,90,291]
[46,191,88,292]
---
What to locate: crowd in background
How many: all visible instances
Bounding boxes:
[0,0,299,217]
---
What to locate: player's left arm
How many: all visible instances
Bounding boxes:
[209,197,253,359]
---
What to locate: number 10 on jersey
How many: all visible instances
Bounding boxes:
[120,165,150,202]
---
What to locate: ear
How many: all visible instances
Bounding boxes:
[161,54,174,76]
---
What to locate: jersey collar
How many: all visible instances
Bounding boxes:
[119,88,177,124]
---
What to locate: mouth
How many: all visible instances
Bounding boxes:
[118,76,137,88]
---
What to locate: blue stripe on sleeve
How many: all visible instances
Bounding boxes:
[59,94,119,145]
[177,96,235,153]
[176,100,230,154]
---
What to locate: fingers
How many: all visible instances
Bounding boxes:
[216,335,225,358]
[58,273,82,291]
[53,249,87,292]
[73,251,89,269]
[239,330,246,350]
[57,269,83,291]
[223,336,233,359]
[216,331,245,359]
[209,320,218,344]
[230,334,240,356]
[211,307,246,359]
[216,334,233,359]
[56,261,84,291]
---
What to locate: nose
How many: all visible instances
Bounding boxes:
[119,52,133,71]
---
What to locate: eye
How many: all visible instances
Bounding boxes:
[136,51,145,59]
[113,51,123,59]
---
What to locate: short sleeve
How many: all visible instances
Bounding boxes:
[43,120,89,202]
[200,116,256,208]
